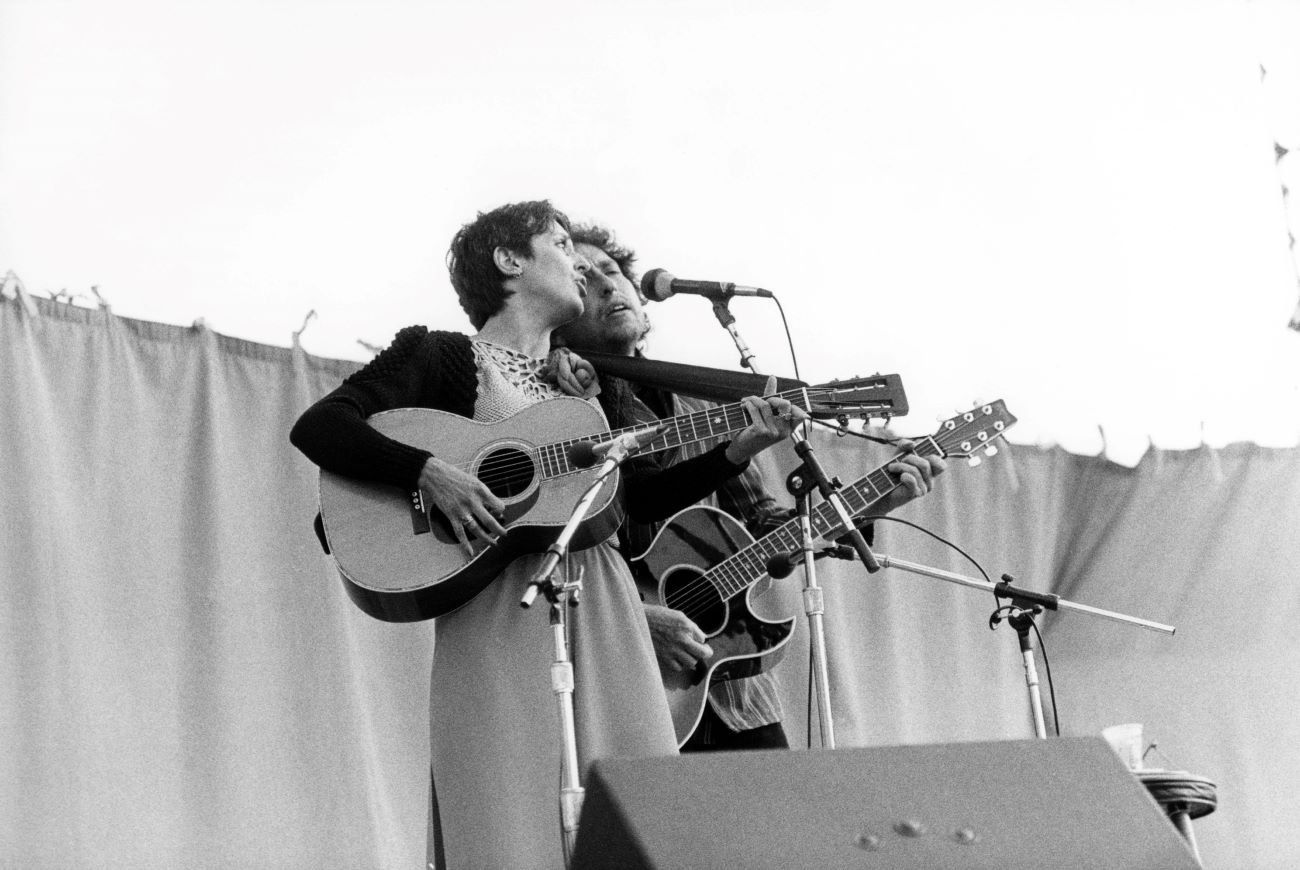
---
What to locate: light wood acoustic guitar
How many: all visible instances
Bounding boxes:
[318,377,904,621]
[632,400,1017,746]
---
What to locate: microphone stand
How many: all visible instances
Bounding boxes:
[869,553,1175,738]
[711,300,759,372]
[781,430,884,749]
[1006,606,1049,739]
[986,576,1064,739]
[710,295,871,749]
[520,436,644,867]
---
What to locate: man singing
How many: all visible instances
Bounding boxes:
[556,222,946,751]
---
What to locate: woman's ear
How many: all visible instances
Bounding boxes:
[493,246,524,278]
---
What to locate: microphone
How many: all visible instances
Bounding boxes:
[765,551,798,580]
[765,545,858,579]
[641,268,773,303]
[566,424,669,469]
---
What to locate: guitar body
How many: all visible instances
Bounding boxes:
[634,506,796,747]
[318,398,622,622]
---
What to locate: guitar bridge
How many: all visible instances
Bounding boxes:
[409,490,431,536]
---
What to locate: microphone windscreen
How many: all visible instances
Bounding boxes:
[765,552,796,580]
[567,441,598,469]
[640,268,674,302]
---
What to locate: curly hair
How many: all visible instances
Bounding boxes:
[569,223,639,287]
[561,221,653,350]
[446,200,572,329]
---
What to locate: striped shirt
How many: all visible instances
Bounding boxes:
[619,385,790,733]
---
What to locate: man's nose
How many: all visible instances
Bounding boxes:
[583,270,614,296]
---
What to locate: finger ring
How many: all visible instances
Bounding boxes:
[461,514,474,525]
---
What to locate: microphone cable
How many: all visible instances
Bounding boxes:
[856,514,1061,738]
[771,294,802,383]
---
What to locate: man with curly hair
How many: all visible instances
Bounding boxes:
[556,221,945,752]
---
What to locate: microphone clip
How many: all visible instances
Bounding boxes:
[567,422,669,470]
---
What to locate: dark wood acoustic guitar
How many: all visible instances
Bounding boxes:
[633,400,1017,746]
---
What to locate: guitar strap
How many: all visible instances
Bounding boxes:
[579,351,808,403]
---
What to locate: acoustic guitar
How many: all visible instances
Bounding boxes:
[633,400,1017,746]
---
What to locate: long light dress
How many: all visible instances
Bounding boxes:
[428,339,678,870]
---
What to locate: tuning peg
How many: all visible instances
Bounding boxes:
[984,444,999,458]
[967,455,982,468]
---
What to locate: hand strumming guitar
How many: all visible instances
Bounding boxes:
[644,604,713,672]
[419,457,508,555]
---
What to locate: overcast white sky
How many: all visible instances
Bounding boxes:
[2,0,1298,461]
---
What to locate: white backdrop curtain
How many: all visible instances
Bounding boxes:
[2,294,1297,869]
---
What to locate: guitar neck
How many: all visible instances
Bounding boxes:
[533,389,813,479]
[703,436,944,601]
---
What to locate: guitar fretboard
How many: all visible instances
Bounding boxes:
[533,389,813,478]
[698,435,944,603]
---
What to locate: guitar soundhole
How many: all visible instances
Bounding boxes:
[478,447,535,499]
[661,568,727,636]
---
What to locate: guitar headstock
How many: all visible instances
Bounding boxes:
[931,400,1017,459]
[803,373,908,420]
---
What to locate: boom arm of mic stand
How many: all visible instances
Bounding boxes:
[789,430,881,573]
[872,553,1176,635]
[521,444,631,608]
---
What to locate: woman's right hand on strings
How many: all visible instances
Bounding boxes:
[418,456,507,555]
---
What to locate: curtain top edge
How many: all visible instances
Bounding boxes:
[6,293,363,377]
[6,295,1296,461]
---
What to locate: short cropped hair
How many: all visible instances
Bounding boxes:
[446,200,572,329]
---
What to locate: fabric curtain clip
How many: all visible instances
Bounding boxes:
[2,270,38,316]
[292,310,317,349]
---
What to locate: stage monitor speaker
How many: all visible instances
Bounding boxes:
[570,736,1201,869]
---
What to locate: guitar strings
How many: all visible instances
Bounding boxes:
[652,434,962,618]
[416,387,833,488]
[418,385,901,486]
[662,431,984,618]
[661,437,961,615]
[466,404,751,488]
